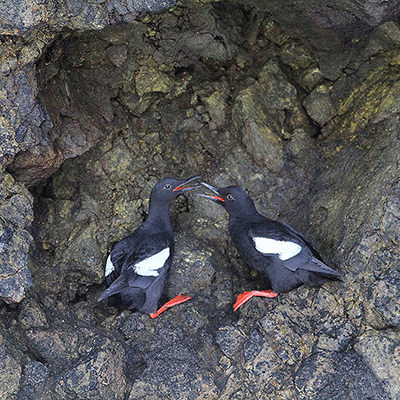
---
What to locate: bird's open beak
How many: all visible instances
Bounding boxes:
[198,182,225,202]
[173,176,201,192]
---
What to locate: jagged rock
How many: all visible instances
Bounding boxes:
[365,269,400,329]
[18,298,49,329]
[232,61,312,172]
[216,325,246,358]
[106,44,128,67]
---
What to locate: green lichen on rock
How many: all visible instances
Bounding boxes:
[135,57,175,96]
[335,63,400,137]
[232,61,312,172]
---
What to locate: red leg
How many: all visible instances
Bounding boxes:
[149,294,191,319]
[233,290,278,312]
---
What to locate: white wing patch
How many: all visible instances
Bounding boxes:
[134,247,170,277]
[105,254,115,277]
[253,237,301,260]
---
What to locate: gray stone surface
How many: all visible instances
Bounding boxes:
[239,0,400,36]
[0,173,33,303]
[0,0,399,399]
[303,85,337,126]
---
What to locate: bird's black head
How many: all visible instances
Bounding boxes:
[199,183,257,216]
[150,176,200,203]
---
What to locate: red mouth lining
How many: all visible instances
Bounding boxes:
[204,194,225,202]
[173,185,187,191]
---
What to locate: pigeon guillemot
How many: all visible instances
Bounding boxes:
[98,176,200,318]
[199,183,341,311]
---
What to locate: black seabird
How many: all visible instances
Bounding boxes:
[98,176,200,318]
[199,183,340,311]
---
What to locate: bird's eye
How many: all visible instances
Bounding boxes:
[227,194,235,201]
[164,184,172,190]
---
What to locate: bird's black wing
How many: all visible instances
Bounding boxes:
[248,219,339,277]
[278,221,324,260]
[248,218,307,247]
[105,231,141,286]
[98,231,173,301]
[123,233,172,281]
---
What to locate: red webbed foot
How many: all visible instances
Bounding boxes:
[233,290,278,311]
[149,294,191,319]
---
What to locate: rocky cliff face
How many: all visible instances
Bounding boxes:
[0,1,399,399]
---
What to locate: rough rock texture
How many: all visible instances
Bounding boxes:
[240,0,400,38]
[0,0,400,399]
[0,173,33,303]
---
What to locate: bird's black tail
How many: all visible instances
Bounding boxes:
[98,275,128,302]
[304,257,341,278]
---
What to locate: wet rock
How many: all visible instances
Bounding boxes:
[303,85,337,126]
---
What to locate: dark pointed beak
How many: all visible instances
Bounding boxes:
[198,182,225,202]
[173,176,201,192]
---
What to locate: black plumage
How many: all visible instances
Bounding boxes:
[199,184,340,310]
[98,176,199,318]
